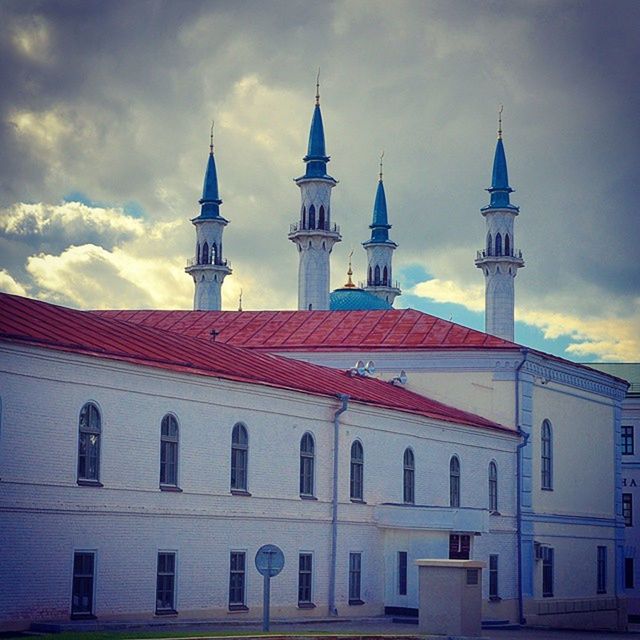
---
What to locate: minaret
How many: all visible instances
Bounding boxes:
[475,108,524,341]
[362,153,401,305]
[288,73,341,310]
[185,125,232,310]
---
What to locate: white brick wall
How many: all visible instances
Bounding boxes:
[0,343,522,627]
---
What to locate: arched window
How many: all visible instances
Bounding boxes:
[231,423,249,492]
[487,233,492,256]
[78,402,101,483]
[318,205,325,230]
[300,432,315,497]
[489,461,498,512]
[383,266,388,286]
[504,234,510,256]
[495,233,502,256]
[450,456,460,507]
[202,242,209,264]
[403,448,415,504]
[374,265,381,286]
[350,441,364,501]
[541,420,553,490]
[160,414,179,487]
[302,206,306,229]
[309,205,316,229]
[368,267,372,286]
[212,243,218,265]
[196,243,200,264]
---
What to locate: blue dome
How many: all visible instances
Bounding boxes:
[330,288,393,311]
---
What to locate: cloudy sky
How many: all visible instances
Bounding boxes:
[1,0,638,362]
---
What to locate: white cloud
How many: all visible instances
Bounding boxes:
[410,276,640,361]
[0,201,145,240]
[0,269,28,297]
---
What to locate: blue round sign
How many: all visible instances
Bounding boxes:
[255,544,285,577]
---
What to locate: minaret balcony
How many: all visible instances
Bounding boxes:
[475,249,524,268]
[186,257,232,270]
[289,221,341,237]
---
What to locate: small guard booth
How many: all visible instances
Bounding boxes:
[416,559,485,637]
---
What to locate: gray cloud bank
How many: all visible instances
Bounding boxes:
[0,0,638,359]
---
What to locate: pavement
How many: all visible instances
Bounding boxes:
[19,617,640,640]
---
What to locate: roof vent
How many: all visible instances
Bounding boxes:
[389,370,408,386]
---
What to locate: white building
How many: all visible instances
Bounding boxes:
[0,86,632,633]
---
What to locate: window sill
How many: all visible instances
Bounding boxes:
[160,485,183,492]
[298,602,316,609]
[489,596,502,602]
[350,498,367,504]
[490,510,501,516]
[230,489,251,497]
[77,479,103,487]
[300,494,317,500]
[349,599,365,606]
[541,487,553,492]
[155,609,178,616]
[70,613,96,620]
[228,604,249,612]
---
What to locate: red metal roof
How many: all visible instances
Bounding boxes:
[0,293,513,434]
[94,308,518,351]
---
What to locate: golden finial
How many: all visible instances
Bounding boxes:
[498,105,503,140]
[238,288,243,312]
[344,249,356,288]
[210,119,215,152]
[379,150,384,181]
[315,67,320,105]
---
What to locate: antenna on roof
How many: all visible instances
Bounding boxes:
[498,105,503,140]
[210,119,215,152]
[238,288,243,312]
[315,67,320,105]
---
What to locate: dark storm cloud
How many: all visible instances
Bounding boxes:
[0,0,638,357]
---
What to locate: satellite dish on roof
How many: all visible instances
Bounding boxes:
[355,360,366,376]
[365,360,376,375]
[398,370,407,385]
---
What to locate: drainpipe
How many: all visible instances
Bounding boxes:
[328,393,349,616]
[515,348,528,625]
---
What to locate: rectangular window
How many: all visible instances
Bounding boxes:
[156,552,176,613]
[449,534,471,559]
[624,493,633,527]
[626,557,634,589]
[71,552,95,617]
[298,553,313,605]
[489,554,499,599]
[398,551,407,595]
[229,551,246,608]
[597,546,607,594]
[349,552,362,604]
[542,547,554,598]
[622,426,634,455]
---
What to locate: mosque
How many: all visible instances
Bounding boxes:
[0,83,631,632]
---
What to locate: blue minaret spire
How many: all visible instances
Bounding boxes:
[363,152,400,306]
[369,154,391,242]
[289,71,341,310]
[185,122,232,310]
[198,122,223,218]
[302,70,332,179]
[486,107,516,210]
[475,107,524,341]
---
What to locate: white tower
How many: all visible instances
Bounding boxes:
[363,154,401,306]
[475,110,524,341]
[185,129,232,310]
[288,79,341,310]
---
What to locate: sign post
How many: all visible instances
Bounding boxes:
[255,544,285,632]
